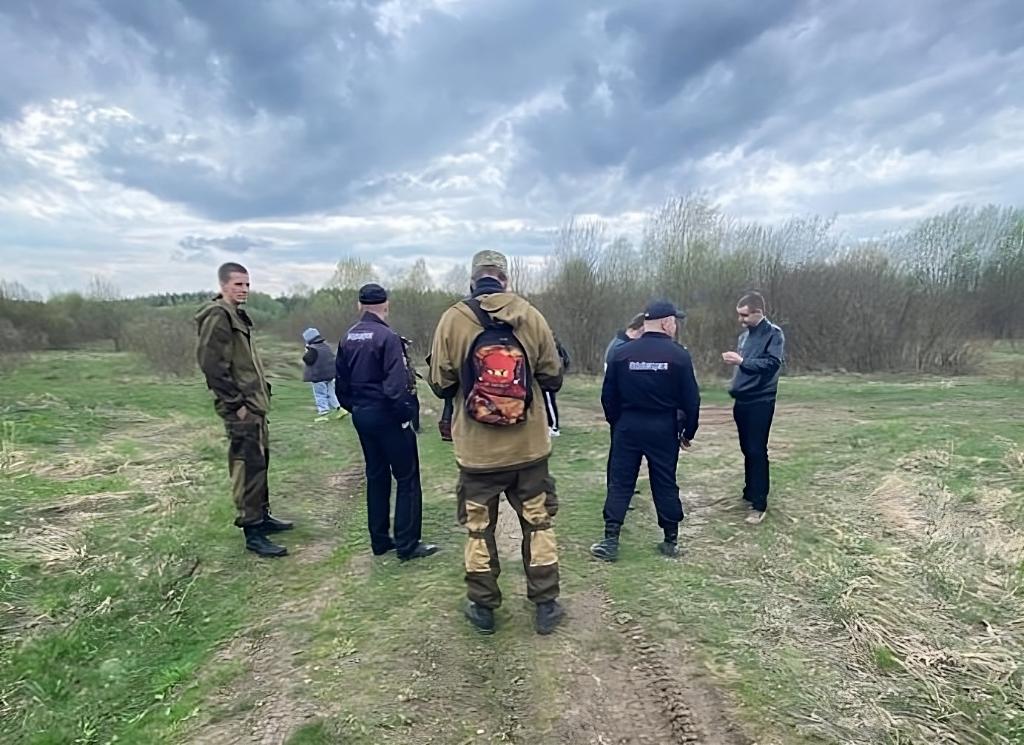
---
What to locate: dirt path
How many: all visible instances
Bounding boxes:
[553,589,750,745]
[186,466,365,745]
[489,498,749,745]
[184,441,753,744]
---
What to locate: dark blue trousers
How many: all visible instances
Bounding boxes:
[733,399,775,512]
[352,406,423,557]
[603,411,683,540]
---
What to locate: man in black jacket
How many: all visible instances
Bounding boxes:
[722,291,785,525]
[591,300,701,562]
[603,313,645,371]
[336,283,439,561]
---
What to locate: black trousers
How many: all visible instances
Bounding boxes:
[733,399,776,512]
[543,391,559,429]
[603,411,683,540]
[352,406,423,557]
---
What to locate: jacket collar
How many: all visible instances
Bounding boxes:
[471,276,505,297]
[641,331,670,340]
[214,294,252,327]
[361,310,390,327]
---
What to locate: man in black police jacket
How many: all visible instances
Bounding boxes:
[336,283,439,561]
[591,299,700,562]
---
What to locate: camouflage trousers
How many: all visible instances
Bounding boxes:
[223,413,270,527]
[457,459,560,608]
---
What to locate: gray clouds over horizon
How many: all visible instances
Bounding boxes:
[1,0,1023,294]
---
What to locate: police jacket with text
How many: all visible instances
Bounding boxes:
[601,332,701,441]
[335,312,417,422]
[728,318,785,403]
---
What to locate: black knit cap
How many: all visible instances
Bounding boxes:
[358,283,388,305]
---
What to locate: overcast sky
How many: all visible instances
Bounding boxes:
[2,0,1023,296]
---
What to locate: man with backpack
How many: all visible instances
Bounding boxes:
[428,250,565,635]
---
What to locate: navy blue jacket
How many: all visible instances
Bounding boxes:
[602,332,701,441]
[336,312,417,422]
[728,318,785,403]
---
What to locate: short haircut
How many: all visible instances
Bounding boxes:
[218,262,249,284]
[627,313,645,331]
[737,291,765,312]
[471,265,508,283]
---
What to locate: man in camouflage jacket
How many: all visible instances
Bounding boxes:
[195,262,293,557]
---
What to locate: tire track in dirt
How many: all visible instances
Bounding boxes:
[490,495,748,744]
[551,588,751,745]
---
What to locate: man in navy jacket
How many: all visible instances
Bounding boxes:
[592,300,700,562]
[336,283,439,561]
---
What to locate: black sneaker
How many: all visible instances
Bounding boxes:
[243,527,288,557]
[398,542,440,562]
[464,601,495,634]
[657,541,679,558]
[535,599,564,635]
[590,537,619,562]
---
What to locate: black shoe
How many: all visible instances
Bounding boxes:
[590,537,619,562]
[657,541,679,558]
[243,527,288,557]
[398,542,440,562]
[535,599,564,635]
[260,512,294,533]
[372,542,395,556]
[464,601,495,634]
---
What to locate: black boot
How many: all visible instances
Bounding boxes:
[535,599,565,635]
[464,601,495,634]
[657,540,679,558]
[590,536,619,562]
[243,526,288,557]
[260,509,294,533]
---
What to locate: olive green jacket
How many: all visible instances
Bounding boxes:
[428,292,562,472]
[195,296,270,418]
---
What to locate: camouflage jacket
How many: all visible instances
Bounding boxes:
[195,296,271,418]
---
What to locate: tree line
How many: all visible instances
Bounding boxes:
[2,199,1021,378]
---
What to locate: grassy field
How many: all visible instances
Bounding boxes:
[1,343,1022,744]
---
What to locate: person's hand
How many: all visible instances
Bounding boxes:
[679,437,692,450]
[236,405,250,421]
[721,351,743,366]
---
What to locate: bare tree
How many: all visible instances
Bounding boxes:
[327,257,377,289]
[440,263,470,295]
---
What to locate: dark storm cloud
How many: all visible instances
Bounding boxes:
[2,0,1024,227]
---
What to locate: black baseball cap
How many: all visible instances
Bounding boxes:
[358,283,388,305]
[644,299,686,321]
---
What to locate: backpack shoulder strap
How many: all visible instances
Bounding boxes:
[463,298,496,329]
